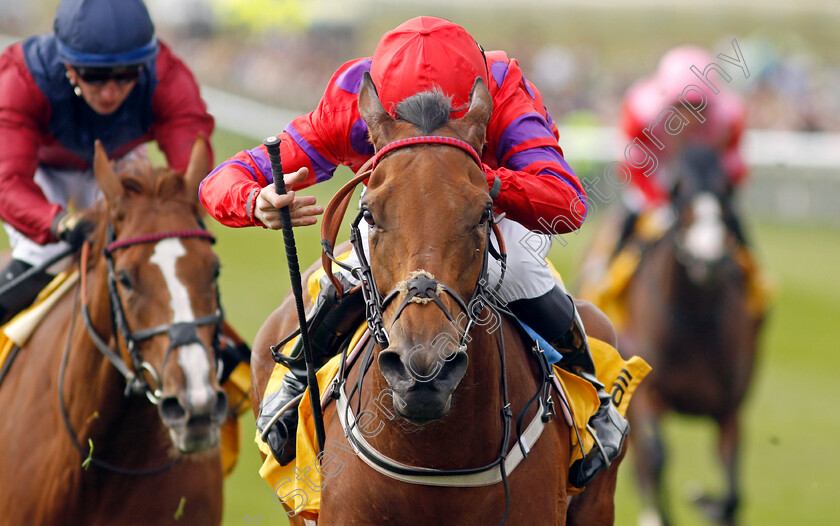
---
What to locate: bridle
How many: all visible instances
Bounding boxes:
[56,223,222,476]
[324,135,506,351]
[79,224,223,403]
[320,135,565,525]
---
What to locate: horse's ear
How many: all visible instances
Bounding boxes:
[93,140,123,204]
[183,134,210,203]
[459,77,493,153]
[358,71,396,150]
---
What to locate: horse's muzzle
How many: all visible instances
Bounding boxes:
[378,347,468,422]
[159,389,227,453]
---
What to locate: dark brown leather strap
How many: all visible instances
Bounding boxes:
[320,159,373,296]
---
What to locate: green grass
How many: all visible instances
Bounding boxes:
[5,129,838,524]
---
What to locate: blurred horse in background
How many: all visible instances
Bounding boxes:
[588,147,763,526]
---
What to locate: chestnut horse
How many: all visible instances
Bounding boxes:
[614,148,762,525]
[0,140,228,525]
[252,74,624,525]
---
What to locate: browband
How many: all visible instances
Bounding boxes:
[371,136,484,172]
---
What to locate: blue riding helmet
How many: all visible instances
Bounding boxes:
[53,0,159,67]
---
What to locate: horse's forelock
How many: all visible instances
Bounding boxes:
[155,170,187,200]
[395,89,452,135]
[108,156,157,197]
[113,164,186,203]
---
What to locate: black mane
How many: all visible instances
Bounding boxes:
[395,89,452,134]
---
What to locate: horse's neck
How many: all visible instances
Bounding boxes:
[366,319,537,468]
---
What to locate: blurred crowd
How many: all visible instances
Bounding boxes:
[160,22,840,134]
[2,0,838,133]
[528,36,840,133]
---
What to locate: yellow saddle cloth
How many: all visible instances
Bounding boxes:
[0,270,250,476]
[256,263,651,521]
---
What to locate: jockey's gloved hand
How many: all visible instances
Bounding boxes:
[51,211,95,249]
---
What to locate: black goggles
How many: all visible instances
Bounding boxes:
[75,65,143,86]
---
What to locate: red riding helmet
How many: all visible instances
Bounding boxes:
[370,16,489,115]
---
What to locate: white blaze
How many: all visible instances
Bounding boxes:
[150,238,213,411]
[683,193,726,262]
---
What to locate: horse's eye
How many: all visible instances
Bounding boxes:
[117,270,134,290]
[479,207,492,226]
[212,262,221,281]
[363,209,376,226]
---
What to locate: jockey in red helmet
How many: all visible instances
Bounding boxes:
[588,44,771,337]
[613,45,749,254]
[0,0,213,323]
[200,16,626,488]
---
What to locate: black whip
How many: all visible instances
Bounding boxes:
[263,136,326,455]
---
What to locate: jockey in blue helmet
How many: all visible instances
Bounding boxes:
[54,0,159,69]
[0,0,214,323]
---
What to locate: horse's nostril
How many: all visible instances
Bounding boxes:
[379,350,403,373]
[378,350,409,384]
[159,396,187,423]
[438,352,468,382]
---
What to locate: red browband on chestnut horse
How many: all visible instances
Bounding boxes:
[371,135,485,172]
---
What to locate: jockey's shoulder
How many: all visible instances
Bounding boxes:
[484,49,510,65]
[483,50,527,94]
[151,40,196,81]
[0,40,48,116]
[0,39,24,64]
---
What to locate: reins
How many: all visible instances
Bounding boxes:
[59,277,178,476]
[320,159,374,297]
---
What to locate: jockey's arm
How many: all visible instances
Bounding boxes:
[483,54,587,235]
[253,169,322,230]
[197,108,330,229]
[0,45,63,244]
[199,60,369,229]
[484,156,586,236]
[197,100,348,229]
[198,145,323,229]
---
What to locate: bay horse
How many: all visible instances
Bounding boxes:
[0,139,228,525]
[616,147,762,525]
[251,74,625,525]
